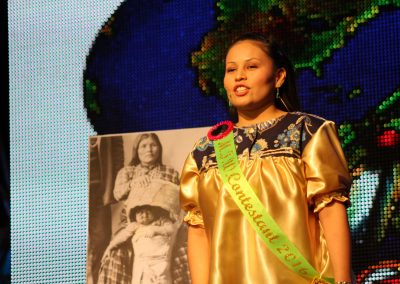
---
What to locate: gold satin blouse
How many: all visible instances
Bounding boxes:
[180,112,352,284]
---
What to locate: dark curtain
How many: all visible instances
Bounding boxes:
[87,136,124,284]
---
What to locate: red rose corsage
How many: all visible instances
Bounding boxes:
[207,121,234,141]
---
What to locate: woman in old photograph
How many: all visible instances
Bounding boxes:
[114,133,180,212]
[98,133,183,284]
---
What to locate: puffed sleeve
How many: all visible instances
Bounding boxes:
[302,120,352,213]
[180,152,204,228]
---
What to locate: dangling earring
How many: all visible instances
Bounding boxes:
[228,100,232,107]
[276,88,290,111]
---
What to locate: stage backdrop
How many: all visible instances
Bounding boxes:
[9,0,400,283]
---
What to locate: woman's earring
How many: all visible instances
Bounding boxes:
[228,100,232,107]
[276,88,290,111]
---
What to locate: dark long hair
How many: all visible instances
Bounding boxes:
[226,32,301,113]
[129,133,163,166]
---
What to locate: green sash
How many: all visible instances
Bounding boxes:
[207,121,334,284]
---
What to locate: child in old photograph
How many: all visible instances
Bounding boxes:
[100,204,177,284]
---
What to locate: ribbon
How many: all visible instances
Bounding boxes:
[208,121,334,284]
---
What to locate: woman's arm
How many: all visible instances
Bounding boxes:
[318,201,353,283]
[113,167,133,201]
[188,225,210,284]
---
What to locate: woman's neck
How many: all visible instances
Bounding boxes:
[236,104,287,127]
[139,162,157,169]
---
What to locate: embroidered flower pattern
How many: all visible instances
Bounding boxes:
[193,113,326,172]
[196,136,213,151]
[251,139,268,153]
[201,153,217,171]
[274,123,301,149]
[243,127,257,140]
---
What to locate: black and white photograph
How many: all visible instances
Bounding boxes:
[87,128,208,284]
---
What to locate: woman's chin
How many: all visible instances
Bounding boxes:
[234,100,275,114]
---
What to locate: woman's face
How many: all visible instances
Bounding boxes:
[224,40,282,112]
[137,137,160,166]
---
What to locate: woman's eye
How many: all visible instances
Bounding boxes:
[248,65,257,69]
[226,68,236,73]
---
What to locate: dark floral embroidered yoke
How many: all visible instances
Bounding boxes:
[193,112,326,173]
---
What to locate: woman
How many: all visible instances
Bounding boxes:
[180,33,353,284]
[114,133,179,205]
[98,133,180,284]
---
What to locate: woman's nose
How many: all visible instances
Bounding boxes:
[235,69,246,81]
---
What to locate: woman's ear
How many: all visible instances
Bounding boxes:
[275,67,286,88]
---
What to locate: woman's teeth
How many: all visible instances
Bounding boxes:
[236,86,248,94]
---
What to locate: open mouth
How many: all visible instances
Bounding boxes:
[234,85,249,96]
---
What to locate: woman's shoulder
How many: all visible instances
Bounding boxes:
[189,133,215,159]
[156,164,180,184]
[157,164,179,176]
[192,134,214,152]
[287,111,330,124]
[117,165,136,174]
[287,111,336,133]
[185,132,216,173]
[286,112,341,153]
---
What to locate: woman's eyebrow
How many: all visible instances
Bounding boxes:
[226,57,261,64]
